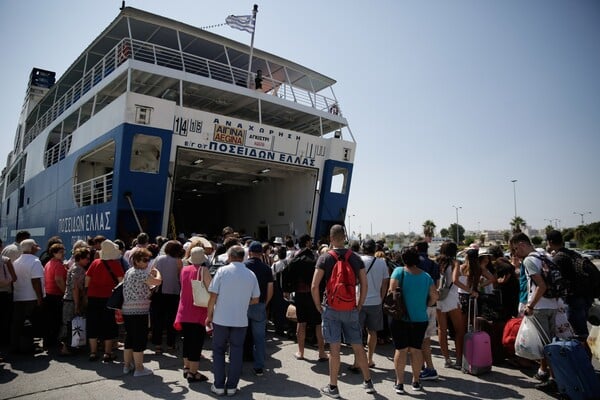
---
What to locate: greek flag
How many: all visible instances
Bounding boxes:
[226,15,255,33]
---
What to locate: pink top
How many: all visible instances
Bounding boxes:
[174,264,208,329]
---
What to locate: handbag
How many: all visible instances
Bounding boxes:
[286,303,297,322]
[383,269,407,320]
[71,316,86,347]
[106,281,124,310]
[191,266,210,307]
[102,260,124,310]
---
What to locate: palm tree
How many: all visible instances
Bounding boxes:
[423,220,436,239]
[510,216,526,233]
[440,228,449,238]
[544,225,555,236]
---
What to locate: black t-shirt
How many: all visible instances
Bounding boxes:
[245,257,274,303]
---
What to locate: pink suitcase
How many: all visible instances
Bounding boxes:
[462,297,493,375]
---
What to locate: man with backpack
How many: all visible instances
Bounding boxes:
[510,232,558,393]
[311,224,375,398]
[546,230,599,341]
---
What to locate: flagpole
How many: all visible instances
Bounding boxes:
[247,4,258,87]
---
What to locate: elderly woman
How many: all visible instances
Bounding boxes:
[85,239,124,362]
[150,240,184,354]
[389,247,438,394]
[60,247,91,355]
[174,247,212,383]
[122,248,162,377]
[43,243,67,350]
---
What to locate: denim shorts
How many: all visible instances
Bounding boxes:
[321,306,362,345]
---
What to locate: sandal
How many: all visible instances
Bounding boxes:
[102,353,116,363]
[183,367,190,379]
[294,352,304,360]
[154,347,163,355]
[89,353,98,361]
[187,372,209,383]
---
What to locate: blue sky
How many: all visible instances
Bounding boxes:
[1,0,598,237]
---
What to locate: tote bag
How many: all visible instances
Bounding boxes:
[191,266,210,307]
[71,316,87,347]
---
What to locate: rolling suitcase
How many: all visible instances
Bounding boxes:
[462,297,492,375]
[544,339,600,400]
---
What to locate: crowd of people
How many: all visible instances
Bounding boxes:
[0,225,597,398]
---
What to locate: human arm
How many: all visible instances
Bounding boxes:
[205,292,218,328]
[357,267,368,309]
[6,259,16,282]
[427,282,439,307]
[32,278,43,306]
[452,263,479,298]
[380,278,390,301]
[311,268,325,313]
[146,267,162,287]
[265,281,274,305]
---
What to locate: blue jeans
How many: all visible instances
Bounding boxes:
[247,302,267,369]
[566,295,592,339]
[212,324,247,390]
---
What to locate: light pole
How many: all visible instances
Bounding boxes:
[346,213,355,238]
[452,205,462,244]
[573,211,591,225]
[511,179,518,219]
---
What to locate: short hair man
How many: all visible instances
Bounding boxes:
[349,239,389,371]
[206,245,260,396]
[244,241,274,376]
[1,230,31,262]
[311,225,375,397]
[10,239,43,353]
[510,232,558,392]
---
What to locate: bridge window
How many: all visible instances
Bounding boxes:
[330,166,348,194]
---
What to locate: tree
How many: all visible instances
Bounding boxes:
[440,228,449,238]
[503,230,510,244]
[464,236,476,246]
[531,236,543,246]
[510,216,527,233]
[448,223,465,244]
[544,225,554,236]
[574,225,588,245]
[423,220,436,239]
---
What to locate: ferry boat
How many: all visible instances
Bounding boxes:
[0,7,355,248]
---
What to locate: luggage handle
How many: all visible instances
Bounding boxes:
[467,296,479,333]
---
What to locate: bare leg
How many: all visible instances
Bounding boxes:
[436,310,450,360]
[351,343,371,381]
[409,347,424,383]
[188,360,199,374]
[394,348,408,384]
[328,342,341,386]
[316,324,327,359]
[133,351,145,371]
[296,322,306,358]
[123,348,133,366]
[88,338,98,355]
[367,330,377,366]
[421,337,433,369]
[451,308,466,364]
[104,339,113,356]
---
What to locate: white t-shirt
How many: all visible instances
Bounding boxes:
[360,255,390,306]
[524,252,558,310]
[13,254,44,301]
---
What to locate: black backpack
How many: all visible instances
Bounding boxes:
[530,254,568,299]
[282,249,316,293]
[564,249,600,300]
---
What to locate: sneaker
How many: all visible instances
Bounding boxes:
[320,384,340,399]
[362,379,375,394]
[444,358,455,368]
[394,383,404,394]
[211,384,225,396]
[133,367,153,377]
[535,379,558,393]
[534,371,550,382]
[253,368,264,376]
[411,381,422,391]
[226,387,238,397]
[419,368,438,381]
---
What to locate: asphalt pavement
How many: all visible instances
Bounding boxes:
[3,320,599,400]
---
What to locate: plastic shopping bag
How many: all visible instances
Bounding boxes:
[555,299,574,339]
[514,315,547,360]
[71,316,86,347]
[587,325,600,361]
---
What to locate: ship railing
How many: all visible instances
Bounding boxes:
[73,171,113,207]
[25,38,340,147]
[44,135,73,167]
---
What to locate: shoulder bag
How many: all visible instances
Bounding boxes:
[103,260,124,310]
[191,266,210,307]
[383,268,407,320]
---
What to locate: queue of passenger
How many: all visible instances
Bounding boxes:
[0,226,597,398]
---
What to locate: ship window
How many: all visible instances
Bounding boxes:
[330,167,348,194]
[130,134,161,173]
[73,141,115,207]
[135,105,153,125]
